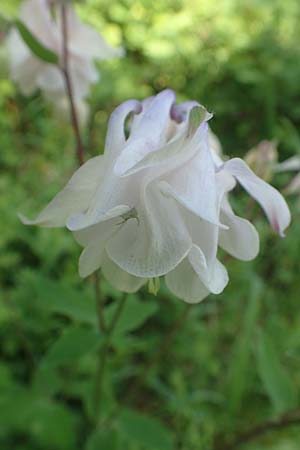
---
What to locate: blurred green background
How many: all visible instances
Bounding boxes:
[1,0,300,449]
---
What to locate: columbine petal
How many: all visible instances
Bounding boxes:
[104,100,142,157]
[165,258,210,304]
[159,131,221,226]
[114,90,176,176]
[20,156,104,227]
[66,6,123,60]
[106,184,192,277]
[102,253,146,293]
[218,197,259,261]
[188,245,229,294]
[222,158,291,236]
[274,156,300,173]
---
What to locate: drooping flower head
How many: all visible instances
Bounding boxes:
[7,0,122,112]
[22,90,291,303]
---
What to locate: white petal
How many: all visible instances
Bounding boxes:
[218,197,259,261]
[104,99,142,158]
[102,253,146,293]
[159,132,221,226]
[115,111,211,179]
[188,245,229,295]
[274,156,300,173]
[20,155,104,227]
[7,30,41,95]
[67,204,130,231]
[79,239,106,278]
[20,0,58,50]
[165,258,210,304]
[114,90,176,176]
[66,6,123,60]
[223,158,291,236]
[106,184,192,277]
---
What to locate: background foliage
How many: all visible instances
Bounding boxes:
[1,0,300,449]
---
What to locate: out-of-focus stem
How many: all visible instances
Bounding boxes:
[60,4,84,166]
[94,295,127,419]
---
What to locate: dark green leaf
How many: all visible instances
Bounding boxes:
[106,295,158,338]
[43,325,101,367]
[15,19,59,64]
[119,408,174,450]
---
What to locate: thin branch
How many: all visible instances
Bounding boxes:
[94,271,106,333]
[124,303,192,403]
[94,295,127,419]
[214,410,300,450]
[60,4,85,166]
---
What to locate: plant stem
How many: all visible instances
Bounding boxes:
[94,294,127,419]
[60,4,85,166]
[213,409,300,450]
[94,271,106,333]
[124,303,192,403]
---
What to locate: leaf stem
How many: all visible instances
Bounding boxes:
[94,271,106,333]
[60,4,85,166]
[124,303,192,403]
[213,409,300,450]
[94,294,127,419]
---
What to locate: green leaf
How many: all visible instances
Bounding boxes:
[256,329,296,414]
[15,19,59,64]
[0,387,77,450]
[106,295,158,338]
[226,278,262,412]
[43,325,101,367]
[27,273,97,325]
[119,408,174,450]
[85,429,119,450]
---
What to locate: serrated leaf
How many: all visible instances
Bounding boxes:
[43,325,101,367]
[106,295,158,338]
[118,408,174,450]
[15,19,59,64]
[256,329,296,414]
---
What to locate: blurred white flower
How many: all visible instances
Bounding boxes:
[275,155,300,195]
[21,90,291,303]
[245,140,278,182]
[7,0,122,111]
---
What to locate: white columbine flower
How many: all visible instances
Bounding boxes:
[7,0,122,108]
[21,90,291,303]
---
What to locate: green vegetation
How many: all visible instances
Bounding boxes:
[1,0,300,449]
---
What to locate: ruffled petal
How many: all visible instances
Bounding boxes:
[20,155,104,227]
[165,258,210,304]
[188,245,229,295]
[106,183,192,277]
[218,197,259,261]
[115,108,212,179]
[222,158,291,236]
[104,99,142,158]
[102,253,146,293]
[114,90,176,176]
[159,130,221,226]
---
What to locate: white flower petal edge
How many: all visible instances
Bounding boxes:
[20,156,104,227]
[221,158,291,236]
